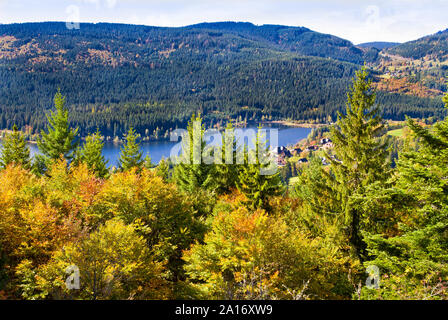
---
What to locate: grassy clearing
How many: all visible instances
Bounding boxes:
[387,128,404,137]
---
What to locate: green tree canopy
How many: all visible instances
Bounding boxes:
[37,90,79,169]
[74,130,109,178]
[361,80,448,299]
[117,127,144,172]
[174,114,216,193]
[329,66,391,260]
[0,125,31,170]
[236,126,283,211]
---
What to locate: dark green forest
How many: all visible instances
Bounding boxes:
[0,68,447,300]
[0,22,445,139]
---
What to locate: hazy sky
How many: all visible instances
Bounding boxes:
[0,0,447,44]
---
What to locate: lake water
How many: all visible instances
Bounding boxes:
[2,126,311,167]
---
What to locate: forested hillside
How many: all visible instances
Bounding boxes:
[357,42,400,50]
[373,29,448,98]
[0,68,447,300]
[0,22,445,138]
[386,29,448,59]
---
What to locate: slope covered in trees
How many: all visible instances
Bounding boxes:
[0,71,448,299]
[0,22,444,138]
[357,42,400,50]
[386,29,448,60]
[372,29,448,97]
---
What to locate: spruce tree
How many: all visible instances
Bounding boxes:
[236,126,283,211]
[361,83,448,298]
[0,125,31,170]
[214,122,241,194]
[37,90,79,167]
[326,66,390,260]
[156,157,170,181]
[74,130,109,178]
[117,127,144,172]
[174,114,216,193]
[144,155,153,170]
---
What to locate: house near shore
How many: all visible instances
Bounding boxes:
[277,146,292,158]
[320,138,332,144]
[306,145,319,152]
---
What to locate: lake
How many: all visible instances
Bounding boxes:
[2,126,312,168]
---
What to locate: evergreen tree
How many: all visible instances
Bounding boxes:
[236,126,283,211]
[280,160,292,184]
[37,90,79,168]
[322,67,390,260]
[361,84,448,299]
[117,127,144,172]
[74,130,109,178]
[174,114,216,193]
[0,125,31,170]
[156,157,170,181]
[214,122,241,194]
[295,155,341,220]
[143,155,153,170]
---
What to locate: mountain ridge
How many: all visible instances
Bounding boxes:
[0,21,445,138]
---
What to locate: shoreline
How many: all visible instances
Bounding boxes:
[0,120,322,145]
[261,120,328,128]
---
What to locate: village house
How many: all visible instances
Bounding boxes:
[277,146,292,158]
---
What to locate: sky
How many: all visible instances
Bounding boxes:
[0,0,447,44]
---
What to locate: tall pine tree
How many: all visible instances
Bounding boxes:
[73,130,109,178]
[214,122,241,194]
[236,126,283,211]
[117,127,144,172]
[0,125,31,170]
[326,66,390,260]
[174,114,216,193]
[361,80,448,299]
[37,90,79,168]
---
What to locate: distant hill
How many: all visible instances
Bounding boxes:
[188,22,379,64]
[371,29,448,97]
[0,22,444,138]
[386,29,448,59]
[357,42,400,50]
